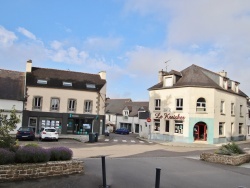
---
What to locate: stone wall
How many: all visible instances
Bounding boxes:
[0,160,84,182]
[200,152,250,166]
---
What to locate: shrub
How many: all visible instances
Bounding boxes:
[215,142,245,156]
[15,145,50,163]
[0,148,15,165]
[24,143,40,148]
[48,147,73,161]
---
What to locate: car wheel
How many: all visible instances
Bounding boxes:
[56,139,58,142]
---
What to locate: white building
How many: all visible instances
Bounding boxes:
[247,101,250,140]
[0,69,25,133]
[148,64,248,144]
[105,99,149,135]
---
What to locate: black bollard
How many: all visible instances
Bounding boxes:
[100,156,110,188]
[155,168,161,188]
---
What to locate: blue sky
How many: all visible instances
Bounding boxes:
[0,0,250,100]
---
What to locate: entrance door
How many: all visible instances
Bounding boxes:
[194,123,207,141]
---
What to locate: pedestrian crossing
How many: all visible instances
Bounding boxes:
[104,139,151,144]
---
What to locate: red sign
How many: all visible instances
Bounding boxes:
[155,113,185,120]
[146,118,151,122]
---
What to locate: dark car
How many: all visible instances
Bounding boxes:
[115,127,129,135]
[16,127,35,141]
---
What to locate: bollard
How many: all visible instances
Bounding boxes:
[155,168,161,188]
[100,156,110,188]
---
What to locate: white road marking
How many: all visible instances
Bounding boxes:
[105,139,109,142]
[131,140,135,143]
[113,139,118,142]
[122,140,127,142]
[148,142,153,144]
[139,141,144,143]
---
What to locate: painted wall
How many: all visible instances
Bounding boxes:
[0,99,23,134]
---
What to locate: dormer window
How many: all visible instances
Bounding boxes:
[37,79,47,84]
[223,79,227,89]
[86,83,96,88]
[63,82,72,86]
[164,76,173,87]
[123,110,129,116]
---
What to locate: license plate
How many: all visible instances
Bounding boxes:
[22,136,28,137]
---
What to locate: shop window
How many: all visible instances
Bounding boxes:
[219,122,224,136]
[84,100,92,113]
[174,121,183,134]
[155,99,161,110]
[165,120,169,132]
[239,123,243,135]
[220,101,225,114]
[154,119,160,131]
[176,98,183,110]
[196,98,206,112]
[33,96,42,110]
[68,99,76,112]
[51,98,60,111]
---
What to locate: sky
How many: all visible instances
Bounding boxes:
[0,0,250,101]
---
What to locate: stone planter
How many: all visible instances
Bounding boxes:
[200,152,250,166]
[0,160,84,182]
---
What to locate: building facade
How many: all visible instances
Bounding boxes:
[0,69,25,133]
[22,60,107,135]
[148,64,248,144]
[247,101,250,140]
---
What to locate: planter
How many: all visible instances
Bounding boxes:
[0,160,84,182]
[200,152,250,166]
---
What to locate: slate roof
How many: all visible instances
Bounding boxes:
[149,64,248,98]
[105,99,149,117]
[26,67,106,91]
[0,69,25,101]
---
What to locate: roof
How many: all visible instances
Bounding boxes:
[26,67,106,91]
[105,98,149,117]
[149,64,248,98]
[0,69,25,101]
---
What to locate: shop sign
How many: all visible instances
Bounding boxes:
[155,113,185,120]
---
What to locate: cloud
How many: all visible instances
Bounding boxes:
[0,26,17,47]
[84,36,122,51]
[17,27,37,40]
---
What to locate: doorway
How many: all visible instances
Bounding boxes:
[193,122,207,141]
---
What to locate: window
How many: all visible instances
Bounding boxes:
[154,119,160,131]
[196,98,206,112]
[37,79,47,84]
[63,82,72,86]
[123,110,129,116]
[248,110,250,119]
[176,98,183,110]
[175,121,183,134]
[165,120,169,132]
[155,99,161,110]
[68,99,76,112]
[220,101,225,114]
[50,98,59,111]
[239,123,243,135]
[219,122,224,136]
[33,97,42,110]
[164,76,173,87]
[240,105,243,116]
[84,100,92,113]
[231,103,235,115]
[86,83,96,88]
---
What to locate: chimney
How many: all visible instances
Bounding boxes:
[158,69,168,82]
[99,71,106,80]
[218,70,227,78]
[26,59,32,72]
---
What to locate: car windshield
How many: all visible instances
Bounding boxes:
[19,128,32,131]
[45,129,56,132]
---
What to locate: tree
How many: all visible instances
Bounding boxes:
[0,106,20,148]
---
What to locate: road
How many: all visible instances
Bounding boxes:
[2,134,250,188]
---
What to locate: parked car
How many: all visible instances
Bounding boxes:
[39,127,59,141]
[115,127,129,135]
[16,127,35,141]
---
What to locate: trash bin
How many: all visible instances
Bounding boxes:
[94,132,99,142]
[89,133,95,143]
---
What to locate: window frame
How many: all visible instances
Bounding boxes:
[155,99,161,111]
[50,98,60,111]
[176,98,183,111]
[196,98,206,112]
[174,120,183,134]
[231,103,235,116]
[68,99,77,112]
[220,101,225,114]
[219,122,224,136]
[239,123,243,135]
[33,96,43,110]
[165,120,169,132]
[84,100,93,113]
[240,105,243,117]
[154,119,160,131]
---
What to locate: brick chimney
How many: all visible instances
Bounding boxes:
[26,59,32,73]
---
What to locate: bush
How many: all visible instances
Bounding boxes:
[15,145,50,163]
[48,147,73,161]
[215,142,245,156]
[0,148,15,165]
[24,143,40,148]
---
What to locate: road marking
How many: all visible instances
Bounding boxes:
[139,141,144,143]
[131,140,135,143]
[104,139,109,142]
[243,148,250,150]
[122,140,127,142]
[148,142,153,144]
[113,139,118,142]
